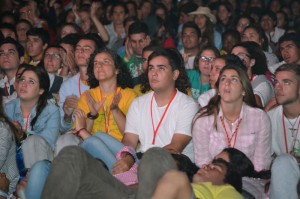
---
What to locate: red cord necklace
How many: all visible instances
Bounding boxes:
[220,116,242,148]
[150,90,177,144]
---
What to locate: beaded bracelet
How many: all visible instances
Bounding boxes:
[76,128,86,137]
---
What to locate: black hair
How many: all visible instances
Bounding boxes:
[260,10,277,22]
[16,19,33,29]
[110,2,128,16]
[123,16,138,27]
[59,33,81,48]
[182,21,201,38]
[179,2,198,14]
[233,41,269,75]
[222,148,271,179]
[0,11,16,24]
[0,37,25,57]
[214,158,243,193]
[58,23,83,39]
[222,29,241,52]
[78,33,105,50]
[243,24,269,51]
[26,28,50,45]
[87,48,133,89]
[235,14,254,27]
[0,23,17,37]
[279,32,300,49]
[128,21,149,36]
[142,48,190,94]
[171,153,199,182]
[219,54,247,70]
[18,64,50,130]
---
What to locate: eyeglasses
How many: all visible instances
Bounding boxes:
[219,76,241,85]
[44,53,61,60]
[142,58,148,63]
[237,23,249,28]
[236,53,251,60]
[75,46,93,54]
[0,50,17,57]
[199,56,215,63]
[17,77,38,86]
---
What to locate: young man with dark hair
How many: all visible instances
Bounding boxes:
[26,28,50,66]
[180,21,201,70]
[104,3,128,51]
[269,32,300,73]
[121,21,151,86]
[58,34,100,133]
[0,37,24,103]
[79,48,198,172]
[268,63,300,199]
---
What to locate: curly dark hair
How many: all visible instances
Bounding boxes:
[87,48,133,89]
[141,48,190,94]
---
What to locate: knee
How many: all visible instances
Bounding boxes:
[80,136,103,149]
[29,160,51,178]
[272,154,298,172]
[55,134,80,156]
[23,135,46,146]
[59,145,85,157]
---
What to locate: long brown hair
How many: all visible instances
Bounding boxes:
[193,64,258,127]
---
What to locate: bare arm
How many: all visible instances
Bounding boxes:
[163,134,191,154]
[121,132,139,150]
[91,2,109,42]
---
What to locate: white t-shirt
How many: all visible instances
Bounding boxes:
[125,90,199,160]
[252,75,274,107]
[198,89,216,108]
[180,49,196,70]
[268,106,300,156]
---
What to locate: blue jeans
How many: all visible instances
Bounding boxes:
[26,160,51,199]
[80,133,124,173]
[270,154,300,199]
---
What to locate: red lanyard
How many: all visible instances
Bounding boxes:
[220,116,242,148]
[24,113,30,133]
[4,82,9,96]
[282,111,300,153]
[100,87,118,133]
[250,74,255,82]
[150,90,177,144]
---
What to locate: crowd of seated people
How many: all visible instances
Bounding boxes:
[1,0,300,198]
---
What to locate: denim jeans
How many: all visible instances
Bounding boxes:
[26,160,51,199]
[80,132,125,173]
[270,154,300,199]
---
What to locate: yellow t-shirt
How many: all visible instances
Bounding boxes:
[77,87,137,141]
[133,84,151,97]
[192,182,243,199]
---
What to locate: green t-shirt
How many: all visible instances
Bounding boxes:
[186,70,210,101]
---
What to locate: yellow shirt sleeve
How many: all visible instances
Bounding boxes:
[76,87,137,141]
[192,182,243,199]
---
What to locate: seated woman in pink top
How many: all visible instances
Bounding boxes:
[192,64,272,172]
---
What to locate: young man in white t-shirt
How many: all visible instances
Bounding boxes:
[80,48,199,175]
[268,63,300,199]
